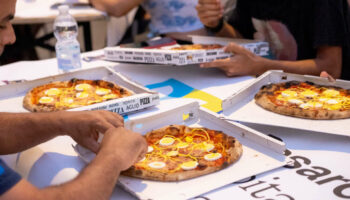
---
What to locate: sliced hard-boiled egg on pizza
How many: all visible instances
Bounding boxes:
[159,137,175,146]
[301,90,318,98]
[148,161,166,169]
[176,142,189,149]
[44,88,61,96]
[147,146,154,153]
[181,161,198,170]
[326,99,339,105]
[75,83,92,91]
[63,97,74,104]
[281,90,297,97]
[166,151,179,157]
[76,92,89,98]
[299,101,322,109]
[203,143,215,152]
[96,88,111,96]
[204,153,222,161]
[322,89,340,97]
[139,157,146,162]
[287,98,303,105]
[39,96,54,104]
[327,103,342,110]
[102,94,117,100]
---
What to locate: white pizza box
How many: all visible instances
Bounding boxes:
[75,100,287,200]
[104,36,269,65]
[0,66,160,115]
[221,70,350,137]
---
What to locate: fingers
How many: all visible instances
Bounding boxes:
[80,137,100,153]
[224,43,249,54]
[320,71,336,83]
[198,0,220,4]
[200,58,231,68]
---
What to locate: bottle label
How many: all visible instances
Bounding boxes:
[56,42,81,72]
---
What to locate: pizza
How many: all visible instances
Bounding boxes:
[170,44,223,51]
[122,125,242,181]
[255,80,350,119]
[23,78,133,112]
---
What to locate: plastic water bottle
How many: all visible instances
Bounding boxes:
[53,5,81,73]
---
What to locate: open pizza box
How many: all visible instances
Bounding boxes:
[0,66,159,115]
[104,36,269,65]
[221,70,350,137]
[75,100,287,200]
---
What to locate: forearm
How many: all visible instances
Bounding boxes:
[216,22,243,38]
[90,0,142,17]
[0,112,63,154]
[260,57,341,78]
[40,153,121,200]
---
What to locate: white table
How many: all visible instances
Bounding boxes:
[13,0,106,52]
[1,51,350,200]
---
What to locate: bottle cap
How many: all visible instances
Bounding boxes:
[58,5,69,14]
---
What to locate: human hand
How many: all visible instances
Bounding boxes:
[196,0,224,28]
[56,110,124,153]
[320,71,336,83]
[98,127,147,171]
[200,42,265,76]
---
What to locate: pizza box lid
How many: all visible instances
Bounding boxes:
[103,36,269,66]
[0,66,160,115]
[75,99,287,200]
[221,70,350,137]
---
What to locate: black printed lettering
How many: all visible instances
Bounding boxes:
[288,156,311,169]
[334,183,350,198]
[296,166,331,181]
[250,184,281,198]
[239,180,266,191]
[316,175,350,185]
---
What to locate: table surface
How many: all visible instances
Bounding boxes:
[1,50,350,200]
[13,0,106,24]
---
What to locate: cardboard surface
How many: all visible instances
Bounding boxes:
[104,37,269,65]
[0,67,159,115]
[222,70,350,137]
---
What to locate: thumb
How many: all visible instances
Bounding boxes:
[81,138,100,153]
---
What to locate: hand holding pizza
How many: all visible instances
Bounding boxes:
[99,127,148,171]
[56,110,124,153]
[200,42,265,77]
[196,0,224,28]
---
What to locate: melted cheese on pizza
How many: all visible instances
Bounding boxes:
[33,80,130,110]
[273,84,350,111]
[134,128,227,173]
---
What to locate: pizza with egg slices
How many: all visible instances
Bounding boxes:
[122,125,242,181]
[255,81,350,119]
[23,78,133,112]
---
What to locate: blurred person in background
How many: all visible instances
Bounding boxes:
[90,0,235,43]
[196,0,350,80]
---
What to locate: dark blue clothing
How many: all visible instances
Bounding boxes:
[0,159,21,195]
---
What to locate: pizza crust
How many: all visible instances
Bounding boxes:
[255,81,350,120]
[122,125,243,182]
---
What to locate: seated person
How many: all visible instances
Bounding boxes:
[196,0,350,80]
[90,0,214,42]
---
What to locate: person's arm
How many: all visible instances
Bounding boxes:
[89,0,143,17]
[200,43,342,78]
[0,127,148,200]
[196,0,243,38]
[0,110,124,154]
